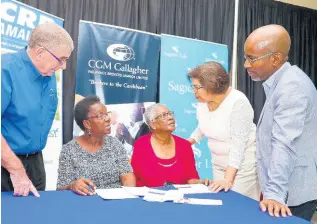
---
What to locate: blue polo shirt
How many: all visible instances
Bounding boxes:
[1,48,58,155]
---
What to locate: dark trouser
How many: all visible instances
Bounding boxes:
[1,152,46,191]
[289,200,317,221]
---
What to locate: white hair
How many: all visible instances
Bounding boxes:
[144,103,166,126]
[28,23,74,52]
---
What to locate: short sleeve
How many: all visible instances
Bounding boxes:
[113,138,133,176]
[56,144,75,189]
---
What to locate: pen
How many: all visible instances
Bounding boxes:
[85,177,96,195]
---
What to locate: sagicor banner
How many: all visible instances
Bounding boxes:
[159,34,229,179]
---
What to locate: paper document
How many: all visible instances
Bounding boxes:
[96,188,138,200]
[122,186,149,196]
[173,184,212,194]
[174,198,223,206]
[143,189,184,202]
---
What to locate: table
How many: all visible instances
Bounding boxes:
[1,190,310,224]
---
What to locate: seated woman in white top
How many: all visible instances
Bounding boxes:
[188,61,260,200]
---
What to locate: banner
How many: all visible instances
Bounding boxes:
[1,0,64,190]
[75,21,160,157]
[160,34,229,179]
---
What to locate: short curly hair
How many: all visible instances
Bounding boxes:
[74,96,100,131]
[188,61,230,94]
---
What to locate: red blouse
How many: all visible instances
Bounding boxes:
[131,134,199,187]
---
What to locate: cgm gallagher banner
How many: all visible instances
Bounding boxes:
[75,21,160,157]
[1,0,64,190]
[75,20,160,105]
[160,34,229,179]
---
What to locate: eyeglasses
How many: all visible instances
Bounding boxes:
[191,85,203,92]
[153,111,174,120]
[244,52,277,64]
[40,45,68,66]
[88,111,112,120]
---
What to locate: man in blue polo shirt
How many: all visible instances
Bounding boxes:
[1,23,73,197]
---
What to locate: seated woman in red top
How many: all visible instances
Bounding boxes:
[131,103,208,187]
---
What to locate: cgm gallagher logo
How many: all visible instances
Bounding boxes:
[106,44,135,61]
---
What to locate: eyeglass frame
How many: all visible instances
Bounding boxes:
[39,45,68,66]
[153,111,175,121]
[191,85,203,92]
[88,111,112,120]
[244,52,278,64]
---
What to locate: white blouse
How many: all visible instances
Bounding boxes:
[190,89,256,170]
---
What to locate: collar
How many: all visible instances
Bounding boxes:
[20,47,43,81]
[130,120,143,127]
[262,62,290,96]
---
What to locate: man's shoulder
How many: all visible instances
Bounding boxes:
[1,52,25,81]
[1,51,23,69]
[279,65,312,85]
[137,122,150,134]
[276,65,315,95]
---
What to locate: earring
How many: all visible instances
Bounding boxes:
[87,129,91,136]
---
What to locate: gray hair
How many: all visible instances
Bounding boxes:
[144,103,166,126]
[28,23,74,52]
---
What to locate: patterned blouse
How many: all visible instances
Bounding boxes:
[57,136,132,189]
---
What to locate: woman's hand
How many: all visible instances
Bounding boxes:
[198,179,212,186]
[209,179,233,193]
[70,178,96,196]
[188,138,196,145]
[188,178,212,185]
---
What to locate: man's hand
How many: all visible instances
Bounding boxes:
[260,199,292,217]
[1,135,39,197]
[10,168,40,197]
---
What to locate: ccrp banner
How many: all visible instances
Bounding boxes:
[1,0,64,190]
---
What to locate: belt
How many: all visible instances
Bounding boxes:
[17,152,39,158]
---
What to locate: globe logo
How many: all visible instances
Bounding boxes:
[106,44,135,61]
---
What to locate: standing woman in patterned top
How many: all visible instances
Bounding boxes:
[57,96,135,195]
[188,61,260,200]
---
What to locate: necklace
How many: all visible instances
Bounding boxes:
[158,160,177,167]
